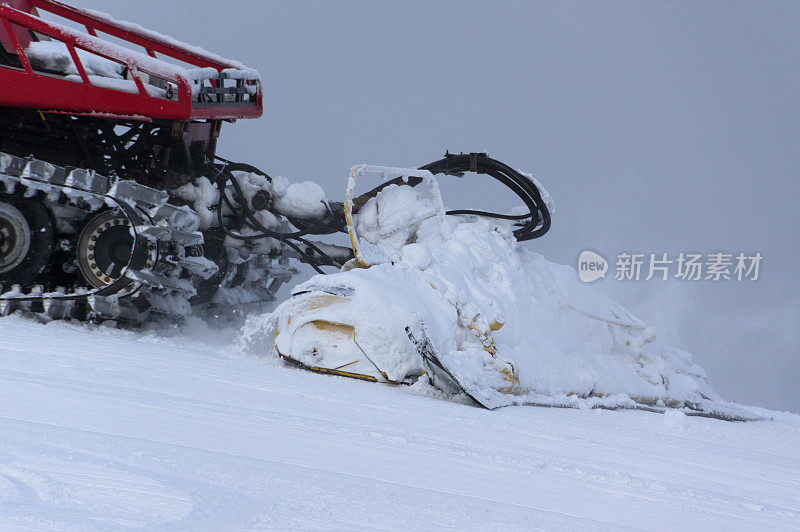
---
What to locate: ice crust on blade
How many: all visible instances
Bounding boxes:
[254,182,754,417]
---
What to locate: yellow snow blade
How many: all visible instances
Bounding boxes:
[276,310,401,384]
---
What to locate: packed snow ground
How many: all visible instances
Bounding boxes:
[0,316,798,530]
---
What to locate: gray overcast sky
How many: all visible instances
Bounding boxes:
[71,0,799,412]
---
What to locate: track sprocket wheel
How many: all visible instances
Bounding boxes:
[77,210,156,291]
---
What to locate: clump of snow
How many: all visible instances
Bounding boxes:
[171,177,219,230]
[187,67,219,81]
[270,175,289,197]
[220,67,260,80]
[355,184,436,260]
[25,41,180,100]
[272,180,327,220]
[402,243,432,270]
[26,41,125,78]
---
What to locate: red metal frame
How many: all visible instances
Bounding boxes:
[0,0,262,121]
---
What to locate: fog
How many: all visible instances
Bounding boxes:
[73,0,799,412]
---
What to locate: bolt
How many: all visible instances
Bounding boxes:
[251,190,271,211]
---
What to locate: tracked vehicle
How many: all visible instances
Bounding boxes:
[0,0,550,323]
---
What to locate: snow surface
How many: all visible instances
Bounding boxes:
[0,316,798,529]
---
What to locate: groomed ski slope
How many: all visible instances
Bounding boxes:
[0,316,798,530]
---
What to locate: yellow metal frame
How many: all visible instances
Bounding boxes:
[344,164,446,267]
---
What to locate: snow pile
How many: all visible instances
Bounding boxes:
[171,176,219,229]
[271,177,328,219]
[244,181,755,418]
[355,184,438,259]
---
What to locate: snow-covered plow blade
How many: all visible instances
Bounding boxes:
[243,163,762,422]
[274,290,406,384]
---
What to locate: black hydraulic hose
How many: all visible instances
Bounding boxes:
[351,153,551,241]
[208,161,345,271]
[420,153,551,241]
[213,166,311,240]
[203,151,550,274]
[215,161,341,239]
[211,194,328,274]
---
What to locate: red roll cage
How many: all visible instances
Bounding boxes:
[0,0,262,121]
